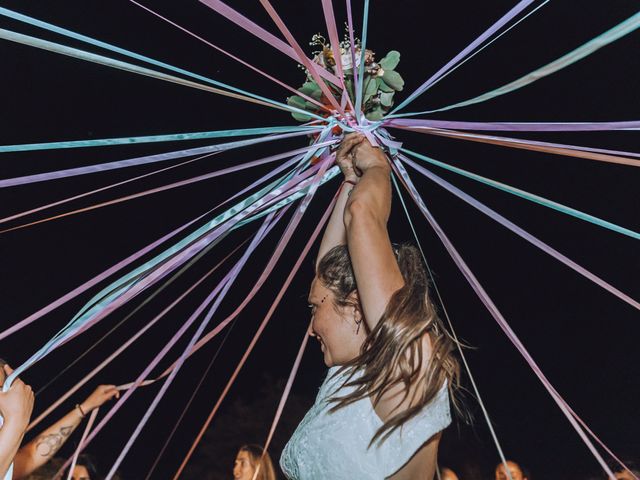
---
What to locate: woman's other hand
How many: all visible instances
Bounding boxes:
[80,384,119,413]
[351,137,389,175]
[0,365,34,431]
[335,133,364,182]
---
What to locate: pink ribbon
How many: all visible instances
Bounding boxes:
[128,0,326,112]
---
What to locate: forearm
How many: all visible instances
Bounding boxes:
[14,407,83,477]
[317,181,354,268]
[344,165,403,329]
[0,422,25,478]
[345,166,392,228]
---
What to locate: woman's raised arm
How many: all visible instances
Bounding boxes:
[343,137,404,331]
[315,135,364,269]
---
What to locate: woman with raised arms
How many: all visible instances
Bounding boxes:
[280,133,462,480]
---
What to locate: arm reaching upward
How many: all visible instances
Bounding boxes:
[343,138,404,331]
[316,134,364,269]
[13,385,118,479]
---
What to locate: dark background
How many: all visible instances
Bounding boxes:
[0,1,638,479]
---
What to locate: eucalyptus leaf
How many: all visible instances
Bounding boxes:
[287,95,308,110]
[365,106,385,121]
[344,78,355,104]
[298,82,322,100]
[382,70,404,91]
[380,91,395,107]
[365,76,380,96]
[378,80,395,93]
[362,92,375,108]
[291,110,313,122]
[380,51,400,70]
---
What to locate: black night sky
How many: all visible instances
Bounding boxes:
[1,1,638,479]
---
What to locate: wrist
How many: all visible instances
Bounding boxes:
[3,416,28,433]
[362,164,391,176]
[76,403,88,417]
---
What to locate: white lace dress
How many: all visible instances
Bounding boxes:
[280,366,451,479]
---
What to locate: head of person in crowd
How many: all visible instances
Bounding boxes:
[68,454,100,480]
[440,466,459,480]
[0,357,8,383]
[233,444,276,480]
[495,460,530,480]
[607,459,640,480]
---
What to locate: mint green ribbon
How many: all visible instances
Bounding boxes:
[391,11,640,118]
[0,125,320,153]
[0,24,324,122]
[401,148,640,240]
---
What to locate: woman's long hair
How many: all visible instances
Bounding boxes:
[239,444,276,480]
[317,243,462,445]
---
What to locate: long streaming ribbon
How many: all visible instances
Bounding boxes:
[391,0,537,114]
[385,118,640,132]
[345,0,360,114]
[0,143,329,234]
[0,128,322,188]
[321,0,355,113]
[172,180,336,479]
[394,1,550,114]
[0,7,326,121]
[399,155,640,311]
[390,10,640,117]
[400,148,640,240]
[0,154,218,228]
[391,159,620,479]
[354,0,370,122]
[391,126,640,167]
[0,125,318,153]
[127,0,327,112]
[0,28,297,115]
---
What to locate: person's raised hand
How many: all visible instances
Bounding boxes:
[334,133,364,182]
[350,136,389,175]
[80,385,119,413]
[0,365,34,431]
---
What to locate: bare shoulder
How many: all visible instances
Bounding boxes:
[387,431,441,480]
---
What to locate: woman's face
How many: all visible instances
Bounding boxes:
[71,465,91,480]
[308,278,366,367]
[233,450,255,480]
[495,462,526,480]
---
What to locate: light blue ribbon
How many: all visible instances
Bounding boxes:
[401,148,640,240]
[0,26,324,122]
[0,125,320,153]
[354,0,370,122]
[390,10,640,118]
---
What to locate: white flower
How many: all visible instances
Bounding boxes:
[340,47,362,71]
